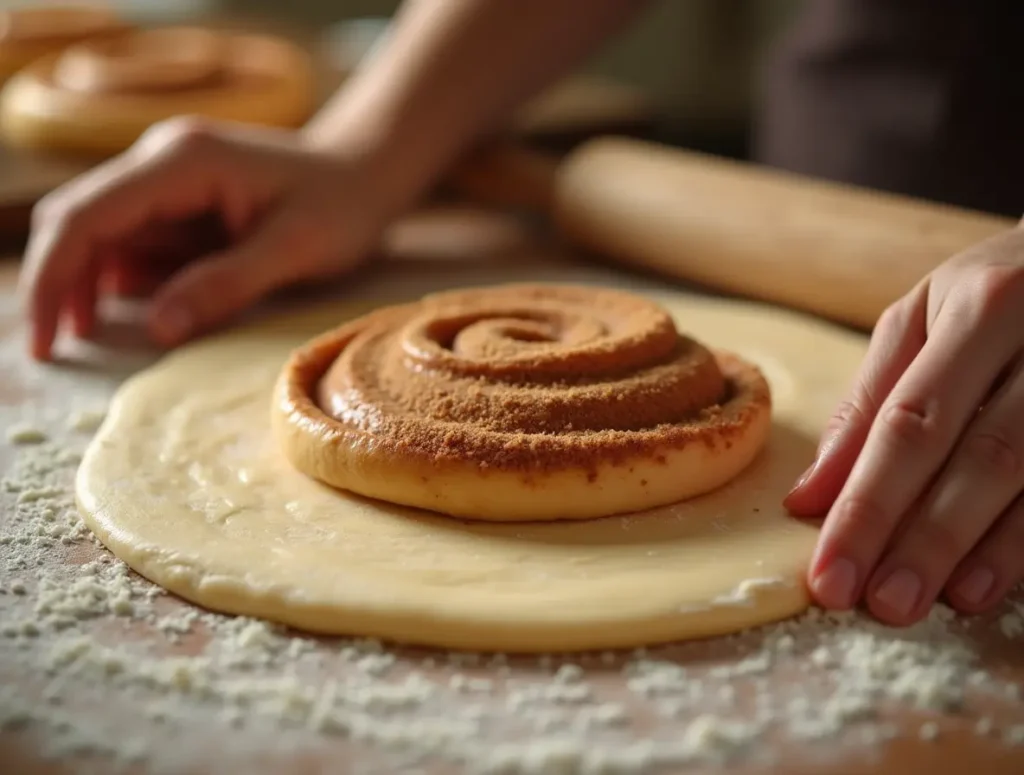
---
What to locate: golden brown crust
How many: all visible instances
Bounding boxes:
[0,25,316,155]
[0,4,130,86]
[273,284,773,521]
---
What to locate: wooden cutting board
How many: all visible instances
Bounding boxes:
[1,207,1023,775]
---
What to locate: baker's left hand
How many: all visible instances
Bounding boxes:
[785,219,1024,625]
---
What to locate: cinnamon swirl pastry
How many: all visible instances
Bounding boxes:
[0,4,128,86]
[0,25,316,155]
[273,284,772,521]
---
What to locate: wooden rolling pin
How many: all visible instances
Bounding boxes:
[451,137,1018,330]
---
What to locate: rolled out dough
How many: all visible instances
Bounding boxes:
[76,287,867,652]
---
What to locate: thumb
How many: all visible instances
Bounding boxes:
[784,283,929,517]
[146,206,329,345]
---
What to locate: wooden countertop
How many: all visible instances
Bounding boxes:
[1,208,1023,775]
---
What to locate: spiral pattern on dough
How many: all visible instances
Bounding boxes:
[275,284,771,524]
[317,284,733,452]
[0,24,315,154]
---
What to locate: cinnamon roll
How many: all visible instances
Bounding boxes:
[0,25,316,155]
[0,4,128,86]
[273,284,772,521]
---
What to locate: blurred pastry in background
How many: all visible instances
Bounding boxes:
[0,3,129,86]
[0,25,317,157]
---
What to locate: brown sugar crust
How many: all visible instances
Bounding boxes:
[273,284,772,521]
[0,25,316,155]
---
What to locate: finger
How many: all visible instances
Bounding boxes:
[866,356,1024,623]
[127,212,230,262]
[107,257,158,298]
[808,298,1015,611]
[945,488,1024,614]
[785,286,928,517]
[145,205,321,345]
[104,211,231,300]
[107,252,189,298]
[67,258,100,340]
[18,119,230,360]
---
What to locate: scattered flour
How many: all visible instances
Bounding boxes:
[999,606,1024,639]
[5,422,48,445]
[1,360,1024,773]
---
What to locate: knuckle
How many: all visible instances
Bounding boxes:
[138,115,218,157]
[875,302,906,336]
[879,397,942,447]
[962,428,1023,479]
[826,398,869,436]
[832,495,888,535]
[30,192,62,228]
[33,190,88,236]
[970,264,1024,314]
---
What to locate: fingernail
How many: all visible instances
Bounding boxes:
[812,557,858,607]
[875,568,922,617]
[954,567,994,606]
[787,459,818,495]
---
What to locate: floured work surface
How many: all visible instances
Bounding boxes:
[2,231,1024,775]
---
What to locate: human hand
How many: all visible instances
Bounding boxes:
[785,220,1024,625]
[19,117,397,361]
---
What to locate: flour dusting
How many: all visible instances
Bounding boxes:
[2,292,1024,774]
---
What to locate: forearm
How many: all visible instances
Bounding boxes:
[302,0,648,211]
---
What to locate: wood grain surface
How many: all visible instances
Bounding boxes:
[1,208,1023,775]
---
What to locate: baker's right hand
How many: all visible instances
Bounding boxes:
[19,117,394,361]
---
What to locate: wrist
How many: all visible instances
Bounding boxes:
[299,83,475,222]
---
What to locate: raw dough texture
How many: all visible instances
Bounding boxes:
[77,287,867,652]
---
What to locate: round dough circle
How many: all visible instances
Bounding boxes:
[0,26,316,155]
[76,287,867,652]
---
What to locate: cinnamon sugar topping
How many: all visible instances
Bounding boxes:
[294,284,769,472]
